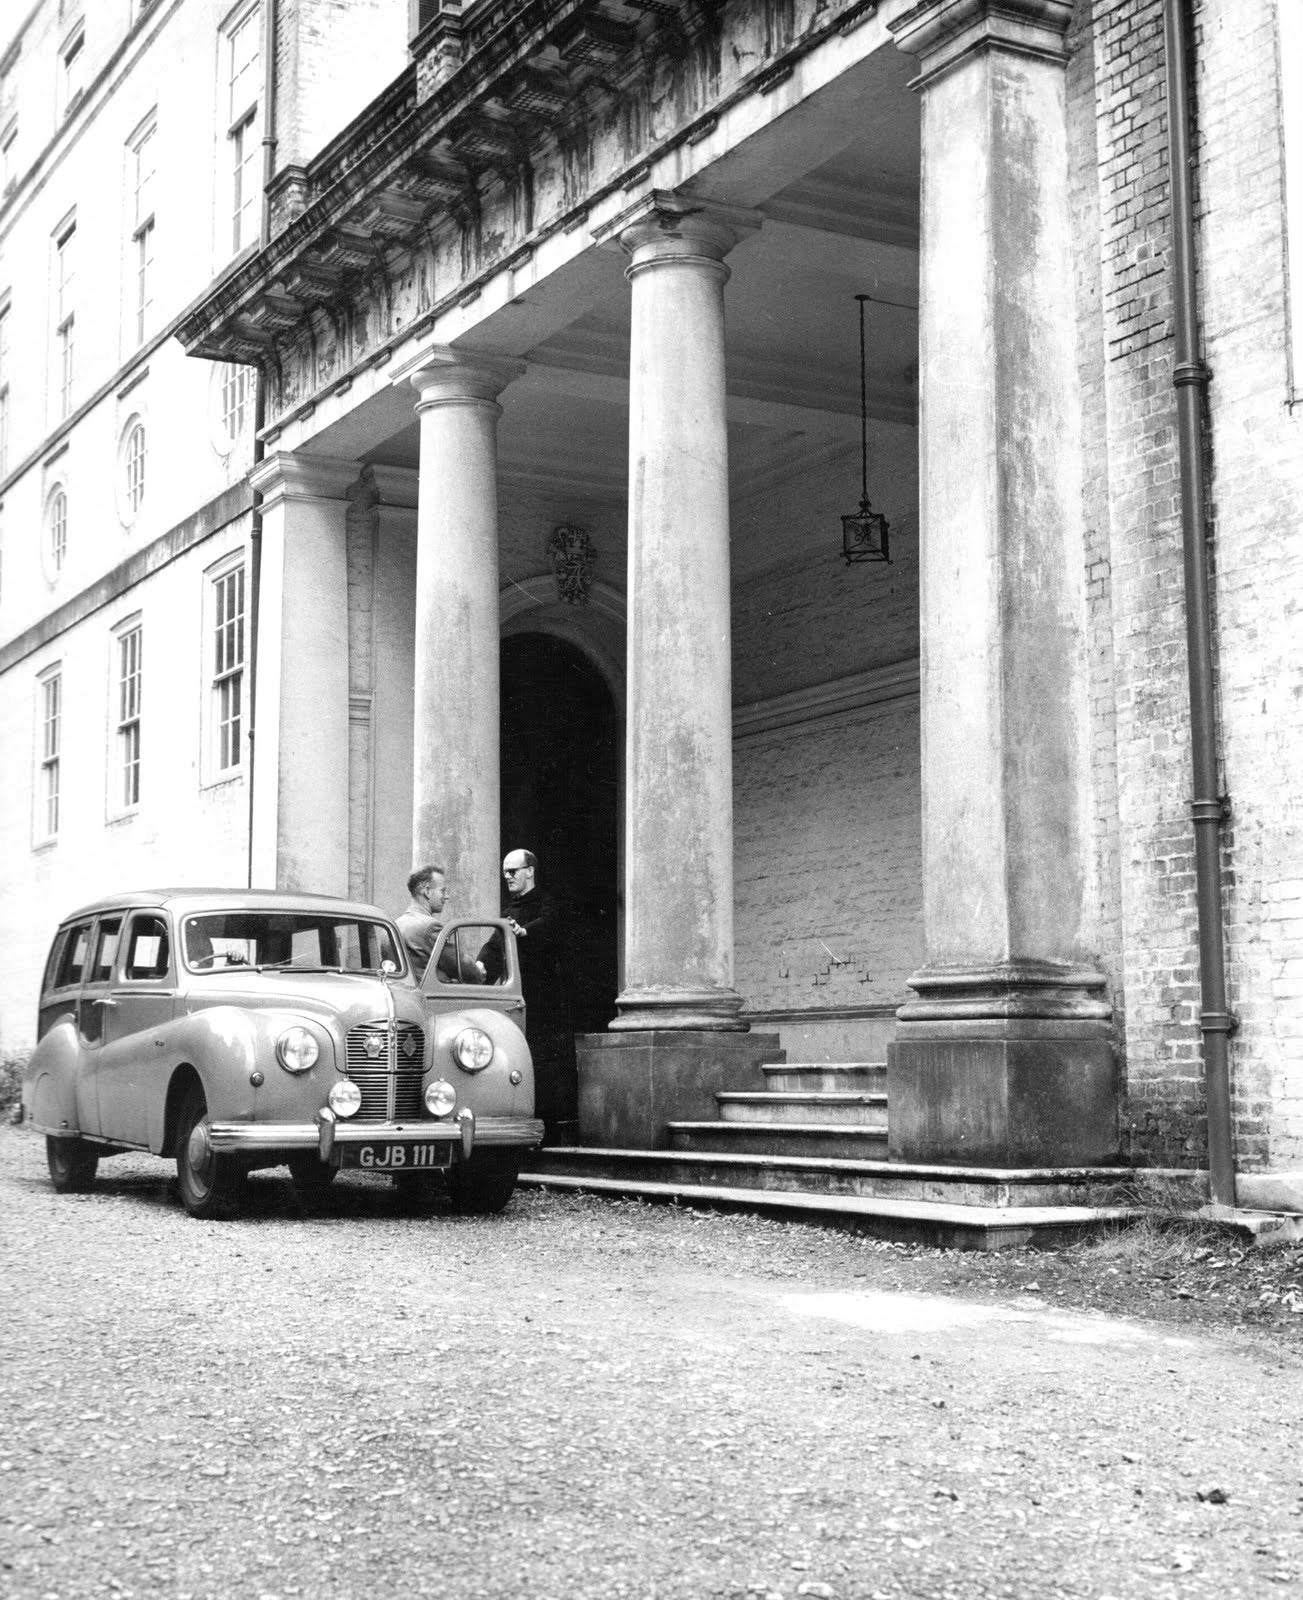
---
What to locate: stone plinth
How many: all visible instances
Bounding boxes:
[888,963,1120,1167]
[577,1030,783,1149]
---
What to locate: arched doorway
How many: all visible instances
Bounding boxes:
[500,633,619,1034]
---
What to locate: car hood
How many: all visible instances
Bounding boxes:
[182,971,425,1028]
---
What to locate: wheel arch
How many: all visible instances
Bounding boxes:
[163,1063,204,1155]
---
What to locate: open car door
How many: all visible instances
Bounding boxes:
[420,918,527,1032]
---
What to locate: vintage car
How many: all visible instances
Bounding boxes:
[21,890,542,1219]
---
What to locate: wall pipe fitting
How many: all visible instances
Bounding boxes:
[246,0,279,886]
[1163,0,1236,1206]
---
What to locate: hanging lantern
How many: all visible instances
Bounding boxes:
[841,293,890,565]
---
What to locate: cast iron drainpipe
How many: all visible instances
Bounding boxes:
[246,0,279,887]
[1164,0,1236,1207]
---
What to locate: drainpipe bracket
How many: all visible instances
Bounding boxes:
[1174,359,1211,389]
[1190,794,1228,825]
[1200,1009,1239,1036]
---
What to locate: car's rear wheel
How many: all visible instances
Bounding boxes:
[175,1085,245,1220]
[447,1151,520,1216]
[288,1155,337,1200]
[46,1135,99,1195]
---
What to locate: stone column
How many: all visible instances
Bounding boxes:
[574,193,783,1151]
[599,191,759,1032]
[887,0,1118,1166]
[247,451,357,895]
[388,346,522,918]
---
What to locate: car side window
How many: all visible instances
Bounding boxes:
[123,914,171,982]
[433,924,508,986]
[53,924,93,989]
[89,918,123,984]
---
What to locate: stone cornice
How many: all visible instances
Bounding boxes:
[175,0,886,398]
[733,658,920,740]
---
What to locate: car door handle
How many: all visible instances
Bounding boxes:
[90,997,118,1009]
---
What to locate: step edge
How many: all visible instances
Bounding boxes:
[534,1146,1161,1182]
[517,1171,1146,1227]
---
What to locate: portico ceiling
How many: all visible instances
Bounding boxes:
[357,42,920,536]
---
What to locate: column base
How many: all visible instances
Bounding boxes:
[576,1030,782,1149]
[887,963,1120,1167]
[609,987,748,1032]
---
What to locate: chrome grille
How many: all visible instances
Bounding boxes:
[345,1022,426,1122]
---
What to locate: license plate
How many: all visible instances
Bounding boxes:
[342,1142,451,1171]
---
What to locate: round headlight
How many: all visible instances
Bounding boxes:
[328,1079,362,1118]
[277,1026,320,1074]
[453,1027,494,1072]
[425,1079,457,1117]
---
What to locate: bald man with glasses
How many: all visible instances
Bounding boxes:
[502,848,577,1142]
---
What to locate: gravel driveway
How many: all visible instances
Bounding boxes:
[3,1127,1301,1600]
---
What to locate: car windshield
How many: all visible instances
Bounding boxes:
[181,912,403,974]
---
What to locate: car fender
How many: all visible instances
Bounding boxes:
[22,1018,83,1136]
[150,1006,339,1153]
[427,1006,536,1119]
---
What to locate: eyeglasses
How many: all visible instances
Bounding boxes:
[504,868,526,877]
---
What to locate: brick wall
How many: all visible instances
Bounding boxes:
[1194,0,1303,1169]
[1087,0,1203,1164]
[733,698,923,1019]
[729,429,923,1042]
[1085,0,1303,1168]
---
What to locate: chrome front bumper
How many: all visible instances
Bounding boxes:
[208,1111,544,1161]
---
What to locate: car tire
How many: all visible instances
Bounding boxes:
[46,1135,99,1195]
[175,1085,245,1220]
[447,1151,520,1216]
[287,1155,337,1200]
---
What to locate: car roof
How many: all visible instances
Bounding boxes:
[54,888,398,925]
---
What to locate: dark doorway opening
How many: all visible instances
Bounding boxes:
[500,633,619,1035]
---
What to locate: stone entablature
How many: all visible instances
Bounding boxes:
[177,0,884,427]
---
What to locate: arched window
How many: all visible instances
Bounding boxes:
[122,420,146,516]
[47,488,68,575]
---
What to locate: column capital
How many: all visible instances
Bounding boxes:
[593,190,761,275]
[388,344,525,409]
[889,0,1072,88]
[249,451,363,508]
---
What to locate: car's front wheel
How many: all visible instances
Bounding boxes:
[175,1085,245,1220]
[46,1135,99,1195]
[447,1151,520,1216]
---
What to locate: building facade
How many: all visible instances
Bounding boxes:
[3,0,1301,1205]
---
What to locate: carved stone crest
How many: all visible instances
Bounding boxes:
[547,523,596,606]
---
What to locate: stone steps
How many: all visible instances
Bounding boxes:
[538,1051,1202,1247]
[669,1059,891,1156]
[517,1151,1153,1250]
[717,1091,889,1127]
[668,1120,891,1159]
[525,1144,1158,1208]
[761,1062,886,1093]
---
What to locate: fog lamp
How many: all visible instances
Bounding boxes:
[328,1079,362,1118]
[425,1079,457,1117]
